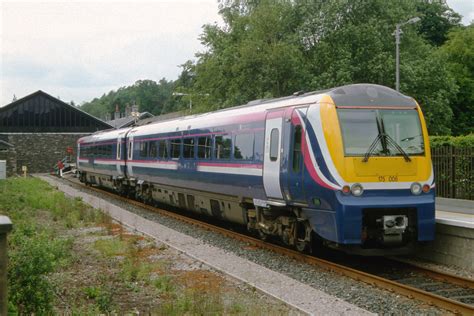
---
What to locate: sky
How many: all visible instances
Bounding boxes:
[0,0,472,107]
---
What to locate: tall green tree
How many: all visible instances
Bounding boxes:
[440,25,474,135]
[81,79,177,119]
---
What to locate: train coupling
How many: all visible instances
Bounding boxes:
[376,215,408,245]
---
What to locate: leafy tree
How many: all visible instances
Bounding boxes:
[439,25,474,135]
[81,79,177,119]
[193,0,309,108]
[415,0,462,46]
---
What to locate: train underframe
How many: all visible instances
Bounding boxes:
[78,171,418,255]
[79,170,313,251]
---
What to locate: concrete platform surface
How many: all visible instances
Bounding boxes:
[40,175,373,316]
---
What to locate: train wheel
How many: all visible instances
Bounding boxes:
[295,240,309,252]
[258,230,268,241]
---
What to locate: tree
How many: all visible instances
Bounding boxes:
[193,0,309,109]
[415,1,462,46]
[440,25,474,135]
[80,79,178,119]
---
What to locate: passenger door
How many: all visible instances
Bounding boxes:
[288,108,307,202]
[126,135,134,177]
[263,110,284,200]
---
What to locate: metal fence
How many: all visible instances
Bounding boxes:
[431,146,473,200]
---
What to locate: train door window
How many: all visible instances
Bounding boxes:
[149,141,157,158]
[183,138,195,159]
[214,134,231,160]
[197,136,212,159]
[170,138,182,159]
[128,140,133,160]
[234,133,254,160]
[158,140,168,159]
[116,140,121,160]
[140,141,148,158]
[270,128,279,161]
[292,125,302,172]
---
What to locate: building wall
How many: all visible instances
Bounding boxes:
[0,149,17,177]
[0,133,88,174]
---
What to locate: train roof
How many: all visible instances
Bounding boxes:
[130,84,416,137]
[78,83,417,142]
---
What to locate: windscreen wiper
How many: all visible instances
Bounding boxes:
[363,133,411,162]
[383,133,412,162]
[362,134,383,162]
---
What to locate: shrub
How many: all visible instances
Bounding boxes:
[430,134,474,148]
[8,229,72,314]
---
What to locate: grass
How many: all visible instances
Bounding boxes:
[1,177,294,315]
[0,177,105,314]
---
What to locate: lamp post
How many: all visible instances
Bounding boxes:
[172,92,209,111]
[172,92,192,111]
[394,17,420,91]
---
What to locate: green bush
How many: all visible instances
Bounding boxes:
[8,229,72,314]
[429,134,474,148]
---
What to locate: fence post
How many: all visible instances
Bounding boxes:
[0,216,13,315]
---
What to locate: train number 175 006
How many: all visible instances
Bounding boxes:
[378,175,398,182]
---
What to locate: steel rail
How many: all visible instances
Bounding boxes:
[67,178,474,315]
[390,257,474,290]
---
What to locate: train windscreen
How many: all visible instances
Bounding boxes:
[337,109,424,156]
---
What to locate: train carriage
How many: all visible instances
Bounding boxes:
[77,84,435,255]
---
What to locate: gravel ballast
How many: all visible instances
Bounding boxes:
[43,175,448,315]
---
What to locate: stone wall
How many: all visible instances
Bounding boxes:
[0,133,89,174]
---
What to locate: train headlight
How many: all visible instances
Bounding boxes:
[410,182,422,195]
[351,183,364,196]
[422,184,431,193]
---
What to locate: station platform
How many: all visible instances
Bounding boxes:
[435,197,473,229]
[415,197,473,271]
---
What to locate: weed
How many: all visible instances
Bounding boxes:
[121,258,154,283]
[94,238,128,257]
[153,275,175,294]
[82,286,114,313]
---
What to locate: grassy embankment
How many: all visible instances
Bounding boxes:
[0,177,292,314]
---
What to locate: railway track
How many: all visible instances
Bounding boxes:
[62,176,474,315]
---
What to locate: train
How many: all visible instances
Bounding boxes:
[77,83,435,255]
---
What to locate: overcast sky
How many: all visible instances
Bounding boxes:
[1,0,472,106]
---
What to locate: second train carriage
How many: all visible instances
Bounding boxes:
[77,84,435,255]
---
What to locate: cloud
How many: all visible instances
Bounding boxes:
[0,1,221,105]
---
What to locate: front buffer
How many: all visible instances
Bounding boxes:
[303,190,435,255]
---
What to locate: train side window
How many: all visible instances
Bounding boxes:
[170,138,182,159]
[158,140,168,159]
[128,141,133,159]
[270,128,279,161]
[234,133,254,160]
[214,134,231,160]
[254,132,264,161]
[140,141,148,158]
[197,136,212,159]
[292,125,302,172]
[149,141,157,158]
[183,138,195,159]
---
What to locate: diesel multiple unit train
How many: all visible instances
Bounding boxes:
[77,84,435,255]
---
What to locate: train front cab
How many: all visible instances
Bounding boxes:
[300,87,435,255]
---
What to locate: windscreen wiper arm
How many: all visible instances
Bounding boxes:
[384,133,412,162]
[362,134,383,162]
